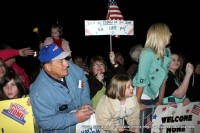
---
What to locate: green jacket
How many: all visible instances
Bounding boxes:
[133,48,171,100]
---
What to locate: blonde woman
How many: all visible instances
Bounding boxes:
[133,23,172,133]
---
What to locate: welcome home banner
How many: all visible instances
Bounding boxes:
[0,97,35,133]
[151,102,200,133]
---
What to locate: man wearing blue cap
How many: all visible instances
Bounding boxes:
[30,43,93,133]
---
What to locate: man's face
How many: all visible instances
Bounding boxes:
[44,59,69,80]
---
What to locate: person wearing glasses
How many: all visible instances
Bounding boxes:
[88,51,127,108]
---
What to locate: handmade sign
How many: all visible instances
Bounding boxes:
[151,102,200,133]
[85,20,134,36]
[0,97,35,133]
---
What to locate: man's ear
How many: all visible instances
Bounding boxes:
[44,63,51,71]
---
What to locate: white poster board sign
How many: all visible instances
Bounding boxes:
[151,102,200,133]
[85,20,134,36]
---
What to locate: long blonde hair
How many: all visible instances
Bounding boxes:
[145,23,171,58]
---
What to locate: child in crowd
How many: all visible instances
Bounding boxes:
[95,74,140,133]
[43,24,71,56]
[0,71,27,100]
[0,71,38,133]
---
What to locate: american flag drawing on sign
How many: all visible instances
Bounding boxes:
[145,115,153,129]
[191,104,200,115]
[106,0,124,37]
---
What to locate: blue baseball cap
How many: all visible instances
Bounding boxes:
[38,43,71,63]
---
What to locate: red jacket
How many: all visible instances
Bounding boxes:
[0,49,19,60]
[0,49,30,90]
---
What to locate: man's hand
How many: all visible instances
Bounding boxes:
[75,106,94,123]
[81,104,93,111]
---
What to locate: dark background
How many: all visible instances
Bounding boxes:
[0,1,199,75]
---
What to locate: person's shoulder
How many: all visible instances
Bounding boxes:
[168,70,174,77]
[140,48,154,57]
[69,61,80,69]
[97,95,109,106]
[165,47,170,51]
[68,61,84,73]
[104,96,118,104]
[130,95,138,101]
[101,95,106,100]
[44,37,53,40]
[62,38,69,44]
[126,95,139,108]
[142,48,153,53]
[165,48,171,56]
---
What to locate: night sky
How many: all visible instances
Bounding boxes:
[1,1,199,75]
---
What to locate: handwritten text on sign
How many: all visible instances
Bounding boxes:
[85,20,134,36]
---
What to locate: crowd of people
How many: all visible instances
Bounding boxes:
[0,23,199,133]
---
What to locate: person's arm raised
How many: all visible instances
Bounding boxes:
[19,47,34,57]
